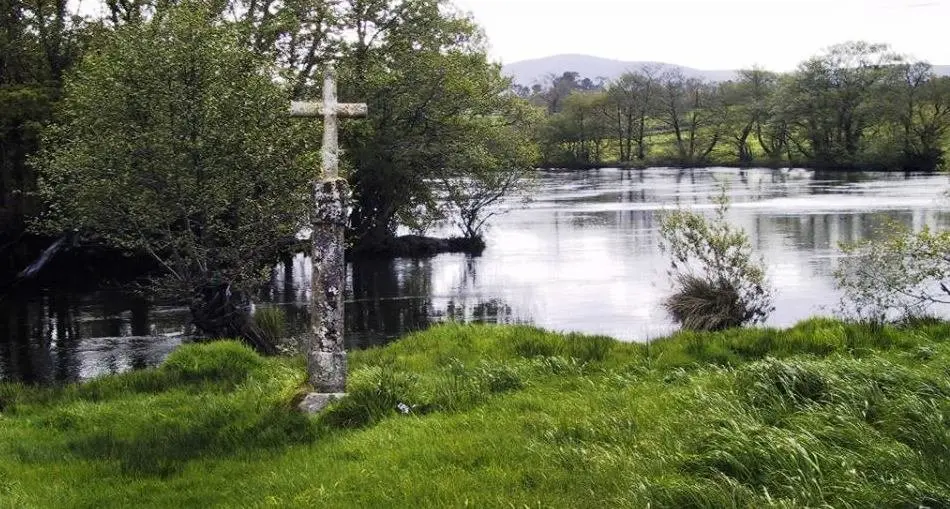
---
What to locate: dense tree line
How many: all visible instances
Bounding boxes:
[525,42,950,171]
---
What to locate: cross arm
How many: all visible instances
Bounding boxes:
[290,101,369,118]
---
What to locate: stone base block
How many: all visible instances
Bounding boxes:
[297,392,347,414]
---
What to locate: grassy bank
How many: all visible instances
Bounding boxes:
[2,319,949,507]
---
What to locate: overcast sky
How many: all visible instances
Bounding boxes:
[452,0,950,70]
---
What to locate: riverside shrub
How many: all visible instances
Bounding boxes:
[659,190,774,331]
[835,220,950,322]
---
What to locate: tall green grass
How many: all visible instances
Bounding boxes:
[252,305,287,348]
[1,319,949,507]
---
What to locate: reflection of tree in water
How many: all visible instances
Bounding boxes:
[812,170,913,186]
[262,255,312,344]
[279,302,311,343]
[345,259,434,349]
[342,255,521,348]
[440,298,515,324]
[771,211,924,253]
[432,256,519,325]
[0,292,54,383]
[50,291,81,381]
[764,209,950,283]
[0,289,165,383]
[261,256,440,350]
[125,298,151,371]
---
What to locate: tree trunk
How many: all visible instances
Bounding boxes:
[636,114,647,160]
[624,111,634,163]
[735,121,754,162]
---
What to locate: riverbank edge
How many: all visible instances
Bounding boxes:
[2,318,949,506]
[0,232,161,290]
[1,231,486,286]
[539,159,944,172]
[346,234,486,259]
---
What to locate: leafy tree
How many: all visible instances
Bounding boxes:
[755,74,793,162]
[35,3,313,351]
[783,42,901,166]
[720,68,777,163]
[659,190,773,331]
[540,91,610,166]
[526,41,949,171]
[230,0,338,96]
[0,0,84,235]
[439,102,540,240]
[603,66,660,162]
[886,63,950,171]
[542,71,581,113]
[18,0,535,283]
[95,0,339,94]
[657,70,724,164]
[335,0,540,251]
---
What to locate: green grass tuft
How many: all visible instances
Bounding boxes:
[162,340,265,384]
[252,305,287,347]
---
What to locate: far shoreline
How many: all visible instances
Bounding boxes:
[537,160,945,172]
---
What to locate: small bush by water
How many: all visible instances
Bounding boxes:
[1,320,949,507]
[663,274,752,331]
[835,220,950,323]
[659,190,774,332]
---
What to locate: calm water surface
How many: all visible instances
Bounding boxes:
[3,167,950,382]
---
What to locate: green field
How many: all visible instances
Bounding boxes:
[2,320,949,507]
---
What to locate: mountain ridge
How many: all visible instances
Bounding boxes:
[502,54,950,85]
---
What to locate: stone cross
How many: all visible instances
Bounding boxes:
[289,66,367,409]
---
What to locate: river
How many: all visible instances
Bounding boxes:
[3,167,949,383]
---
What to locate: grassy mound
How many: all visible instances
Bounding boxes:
[1,319,949,507]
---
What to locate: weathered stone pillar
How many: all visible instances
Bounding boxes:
[308,177,349,393]
[289,65,366,413]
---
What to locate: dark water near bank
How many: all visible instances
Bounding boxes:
[3,167,950,383]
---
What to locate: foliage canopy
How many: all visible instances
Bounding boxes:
[35,3,314,344]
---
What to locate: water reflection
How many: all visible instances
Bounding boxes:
[0,289,189,383]
[266,255,527,350]
[3,168,950,383]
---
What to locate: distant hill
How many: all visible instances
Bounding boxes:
[502,54,950,86]
[501,55,737,85]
